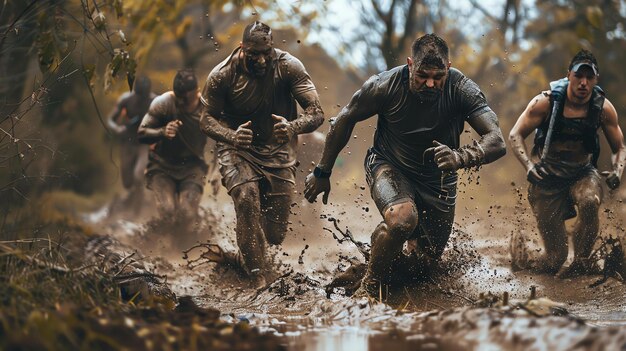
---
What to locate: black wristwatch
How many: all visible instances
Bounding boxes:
[313,166,332,178]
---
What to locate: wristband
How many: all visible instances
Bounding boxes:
[313,166,332,178]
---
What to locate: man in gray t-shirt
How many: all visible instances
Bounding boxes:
[305,34,506,297]
[138,70,210,235]
[200,21,324,286]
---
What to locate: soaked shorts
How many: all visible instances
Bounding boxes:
[218,148,296,196]
[528,167,602,221]
[364,148,457,258]
[145,153,208,192]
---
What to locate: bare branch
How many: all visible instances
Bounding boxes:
[0,0,38,51]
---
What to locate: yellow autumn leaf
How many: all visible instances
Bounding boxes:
[175,16,193,39]
[586,6,603,29]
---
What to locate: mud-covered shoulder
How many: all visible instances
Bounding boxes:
[449,68,484,98]
[149,91,176,117]
[275,49,311,81]
[448,68,492,119]
[358,65,404,104]
[201,55,235,110]
[203,49,238,93]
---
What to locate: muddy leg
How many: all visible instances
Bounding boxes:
[111,142,138,218]
[415,205,455,261]
[367,201,419,282]
[527,183,569,274]
[149,173,177,218]
[534,216,568,273]
[558,175,602,278]
[176,182,203,248]
[128,145,149,215]
[179,182,202,222]
[261,193,292,246]
[230,181,267,282]
[120,142,136,190]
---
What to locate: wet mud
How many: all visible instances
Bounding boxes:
[91,189,626,350]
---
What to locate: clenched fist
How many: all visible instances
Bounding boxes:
[164,120,183,139]
[235,120,253,149]
[423,140,463,171]
[272,114,295,144]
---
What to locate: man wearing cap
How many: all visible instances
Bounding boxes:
[509,49,626,278]
[138,69,210,235]
[199,21,324,286]
[305,33,506,297]
[107,76,156,216]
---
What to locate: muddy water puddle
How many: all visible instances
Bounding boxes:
[99,202,626,349]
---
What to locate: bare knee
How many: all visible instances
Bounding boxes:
[383,202,418,241]
[576,195,600,218]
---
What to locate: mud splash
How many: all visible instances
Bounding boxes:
[88,196,626,351]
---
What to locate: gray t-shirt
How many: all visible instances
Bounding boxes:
[201,47,317,168]
[360,65,492,178]
[146,92,207,166]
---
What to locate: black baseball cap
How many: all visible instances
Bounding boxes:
[571,61,598,76]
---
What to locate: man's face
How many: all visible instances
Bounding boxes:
[408,58,449,102]
[175,89,198,107]
[241,36,272,77]
[567,65,598,101]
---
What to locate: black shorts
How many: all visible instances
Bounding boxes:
[364,148,457,213]
[364,148,457,258]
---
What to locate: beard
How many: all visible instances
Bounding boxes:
[246,58,268,77]
[410,82,441,103]
[416,88,441,102]
[409,77,442,103]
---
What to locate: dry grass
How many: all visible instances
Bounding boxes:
[0,205,284,351]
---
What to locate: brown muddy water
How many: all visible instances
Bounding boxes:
[93,196,626,351]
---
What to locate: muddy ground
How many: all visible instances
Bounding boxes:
[86,178,626,351]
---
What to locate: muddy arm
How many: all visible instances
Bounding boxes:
[291,90,324,135]
[463,109,507,167]
[508,94,550,172]
[600,99,626,183]
[137,95,171,144]
[316,79,379,171]
[199,109,237,145]
[137,112,166,144]
[198,71,238,145]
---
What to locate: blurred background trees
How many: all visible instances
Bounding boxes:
[2,0,625,226]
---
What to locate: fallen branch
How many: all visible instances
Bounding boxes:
[323,216,370,261]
